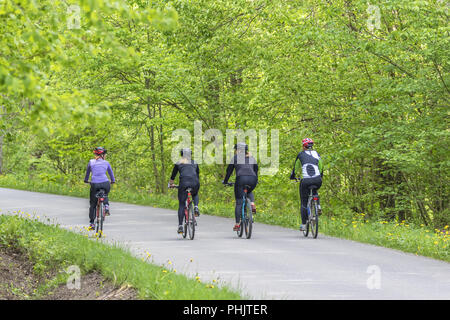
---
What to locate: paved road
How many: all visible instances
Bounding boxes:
[0,188,449,299]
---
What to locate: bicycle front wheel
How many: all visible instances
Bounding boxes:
[187,202,195,240]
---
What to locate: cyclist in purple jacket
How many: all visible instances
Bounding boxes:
[84,147,115,230]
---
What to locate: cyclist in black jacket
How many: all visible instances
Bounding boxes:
[223,142,258,231]
[169,148,200,234]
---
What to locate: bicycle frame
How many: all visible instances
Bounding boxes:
[306,189,319,217]
[95,189,107,237]
[306,188,319,238]
[185,189,193,222]
[96,196,105,219]
[225,182,253,239]
[169,185,196,239]
[293,179,319,238]
[241,187,248,222]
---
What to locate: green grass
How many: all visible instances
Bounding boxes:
[320,214,449,262]
[0,214,243,300]
[0,174,448,262]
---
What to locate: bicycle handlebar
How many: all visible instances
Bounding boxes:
[223,182,234,187]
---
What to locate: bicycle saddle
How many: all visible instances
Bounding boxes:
[96,189,106,198]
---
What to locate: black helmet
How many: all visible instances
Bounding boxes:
[93,147,107,156]
[234,142,248,152]
[180,148,191,157]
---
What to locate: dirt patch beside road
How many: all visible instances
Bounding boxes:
[0,248,137,300]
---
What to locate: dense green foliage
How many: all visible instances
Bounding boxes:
[1,0,449,230]
[0,214,243,299]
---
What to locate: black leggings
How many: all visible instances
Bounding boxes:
[299,177,322,224]
[234,175,257,223]
[89,181,110,223]
[178,179,199,225]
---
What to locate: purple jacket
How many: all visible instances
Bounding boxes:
[84,159,115,184]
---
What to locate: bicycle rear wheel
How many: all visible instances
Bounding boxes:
[237,199,245,238]
[96,203,104,238]
[182,209,188,238]
[310,201,319,238]
[244,198,253,239]
[187,202,195,240]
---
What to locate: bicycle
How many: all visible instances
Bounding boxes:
[95,188,107,238]
[224,182,253,239]
[294,179,320,238]
[169,184,196,240]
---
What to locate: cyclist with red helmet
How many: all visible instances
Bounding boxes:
[290,138,324,232]
[84,147,115,230]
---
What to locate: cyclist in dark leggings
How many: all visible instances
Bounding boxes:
[223,142,258,231]
[169,148,200,234]
[290,138,324,231]
[84,147,115,230]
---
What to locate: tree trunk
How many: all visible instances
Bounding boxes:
[146,105,161,193]
[158,104,166,194]
[0,134,3,175]
[144,70,162,193]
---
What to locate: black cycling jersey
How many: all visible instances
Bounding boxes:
[224,154,258,184]
[170,160,200,181]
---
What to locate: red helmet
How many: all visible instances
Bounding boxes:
[93,147,107,155]
[302,138,314,148]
